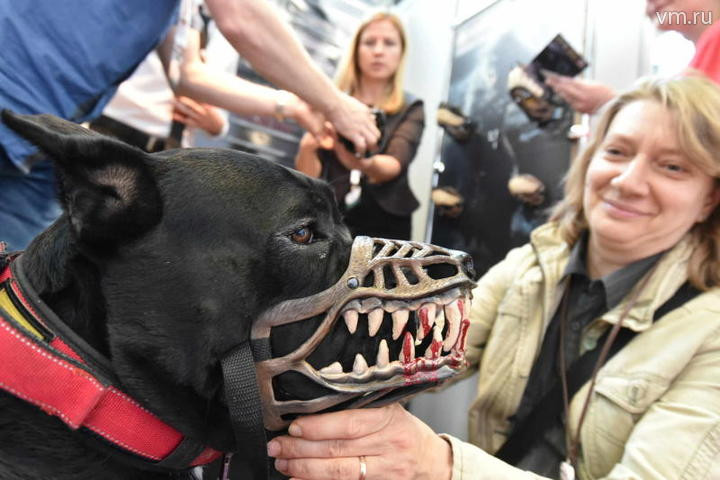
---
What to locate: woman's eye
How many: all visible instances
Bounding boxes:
[662,162,686,173]
[604,147,624,156]
[290,227,313,244]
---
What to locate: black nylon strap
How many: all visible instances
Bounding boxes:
[251,337,272,362]
[154,436,207,470]
[221,341,269,479]
[496,282,700,464]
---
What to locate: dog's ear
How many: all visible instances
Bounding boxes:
[1,110,162,249]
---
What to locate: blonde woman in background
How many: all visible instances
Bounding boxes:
[295,12,424,240]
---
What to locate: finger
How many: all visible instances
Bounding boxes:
[176,95,203,113]
[269,434,381,460]
[352,135,367,157]
[317,134,334,150]
[276,456,373,480]
[173,100,193,116]
[289,406,393,441]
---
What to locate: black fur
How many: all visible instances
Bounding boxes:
[0,111,352,479]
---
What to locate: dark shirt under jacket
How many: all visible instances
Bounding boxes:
[512,235,662,477]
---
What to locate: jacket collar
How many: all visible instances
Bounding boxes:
[0,251,222,471]
[529,222,695,332]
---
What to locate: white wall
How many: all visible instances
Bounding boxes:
[394,0,459,243]
[585,0,652,92]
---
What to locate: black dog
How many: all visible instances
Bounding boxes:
[0,111,475,480]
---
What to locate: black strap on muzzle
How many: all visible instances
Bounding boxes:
[221,340,270,479]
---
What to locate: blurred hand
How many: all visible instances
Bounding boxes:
[284,92,327,141]
[172,96,226,136]
[325,93,380,156]
[267,403,453,480]
[544,72,616,114]
[332,133,374,172]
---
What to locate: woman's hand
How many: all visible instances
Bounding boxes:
[172,96,226,136]
[325,93,380,156]
[295,128,334,178]
[333,135,374,172]
[267,403,453,480]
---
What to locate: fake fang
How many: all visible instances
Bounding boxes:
[318,290,471,385]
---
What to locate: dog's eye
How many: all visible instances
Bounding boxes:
[290,226,314,244]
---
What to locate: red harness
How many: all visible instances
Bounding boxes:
[0,253,222,470]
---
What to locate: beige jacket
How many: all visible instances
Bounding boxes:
[443,222,720,480]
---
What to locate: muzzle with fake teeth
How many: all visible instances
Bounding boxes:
[252,236,477,431]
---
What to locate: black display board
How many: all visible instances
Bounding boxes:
[430,0,582,276]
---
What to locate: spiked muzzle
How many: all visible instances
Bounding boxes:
[252,236,477,431]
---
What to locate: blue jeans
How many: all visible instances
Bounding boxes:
[0,155,61,251]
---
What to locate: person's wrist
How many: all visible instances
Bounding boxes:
[274,90,293,122]
[431,435,454,480]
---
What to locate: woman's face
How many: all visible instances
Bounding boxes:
[357,19,403,83]
[583,100,719,258]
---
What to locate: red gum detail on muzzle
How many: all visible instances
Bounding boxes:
[427,336,442,360]
[418,306,431,339]
[456,318,470,353]
[402,331,414,365]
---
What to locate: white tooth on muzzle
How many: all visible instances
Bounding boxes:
[320,361,343,374]
[368,308,384,337]
[435,307,445,332]
[377,339,389,368]
[353,353,369,374]
[344,310,358,334]
[443,300,461,351]
[392,309,409,340]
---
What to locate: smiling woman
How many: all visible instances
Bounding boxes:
[554,73,720,287]
[268,74,720,480]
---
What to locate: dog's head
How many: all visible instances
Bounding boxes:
[2,111,475,452]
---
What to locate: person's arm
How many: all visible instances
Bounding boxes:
[202,0,379,153]
[543,73,616,114]
[172,95,227,137]
[157,27,324,137]
[267,403,546,480]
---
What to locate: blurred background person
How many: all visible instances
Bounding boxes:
[545,0,720,113]
[295,12,424,240]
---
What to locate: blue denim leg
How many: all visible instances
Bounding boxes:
[0,158,62,251]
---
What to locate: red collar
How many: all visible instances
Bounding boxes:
[0,253,222,470]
